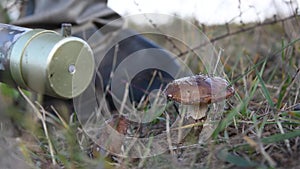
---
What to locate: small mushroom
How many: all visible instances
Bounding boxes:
[163,74,234,120]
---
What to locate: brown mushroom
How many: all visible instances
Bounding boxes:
[163,74,234,120]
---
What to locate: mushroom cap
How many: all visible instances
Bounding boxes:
[163,74,234,105]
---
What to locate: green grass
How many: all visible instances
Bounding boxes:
[1,11,300,169]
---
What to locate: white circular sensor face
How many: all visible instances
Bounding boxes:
[74,13,226,158]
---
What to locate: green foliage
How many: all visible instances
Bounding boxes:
[0,2,10,23]
[216,148,258,167]
[255,60,274,107]
[0,83,19,99]
[1,11,300,168]
[261,129,300,144]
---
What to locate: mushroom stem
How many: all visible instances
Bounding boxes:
[183,103,209,120]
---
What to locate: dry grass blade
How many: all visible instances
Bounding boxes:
[2,4,299,168]
[17,87,42,120]
[276,113,293,155]
[119,82,129,116]
[258,141,276,167]
[17,87,57,165]
[280,67,300,104]
[165,112,175,156]
[36,103,57,166]
[50,105,69,129]
[171,121,205,130]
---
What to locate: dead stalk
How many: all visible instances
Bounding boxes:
[51,105,69,129]
[166,112,175,156]
[18,87,57,165]
[119,82,129,116]
[258,142,277,167]
[278,67,300,101]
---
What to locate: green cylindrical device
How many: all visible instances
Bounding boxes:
[0,23,94,99]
